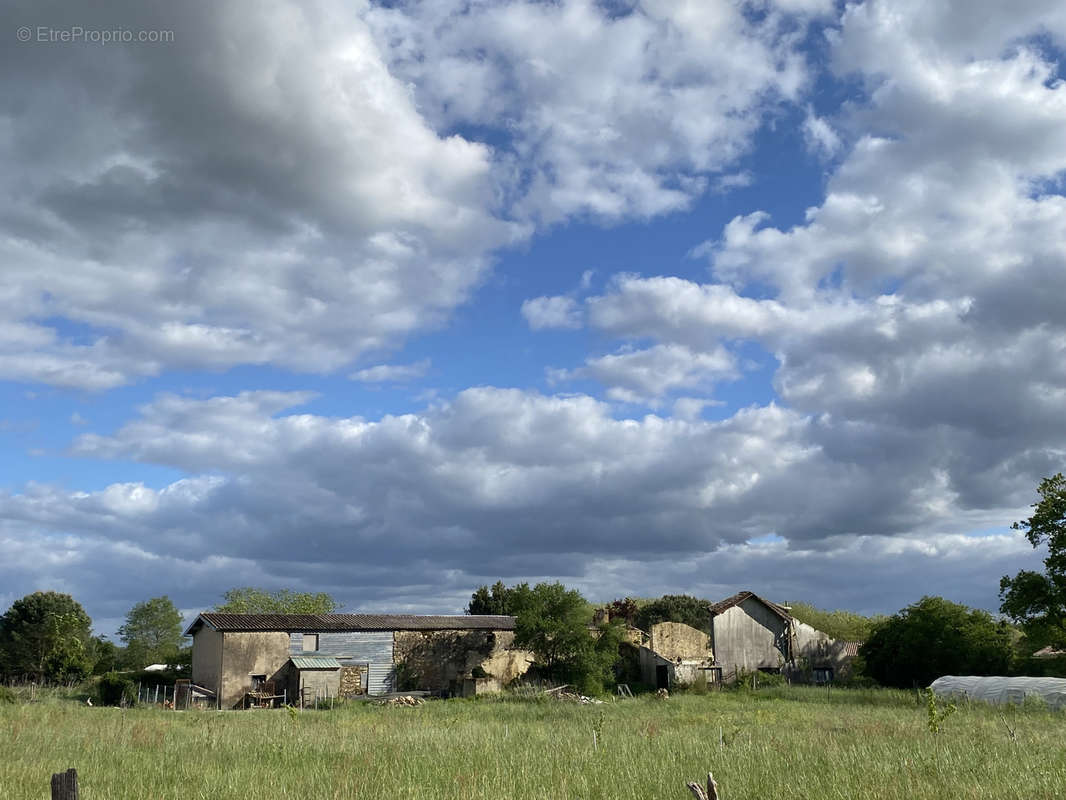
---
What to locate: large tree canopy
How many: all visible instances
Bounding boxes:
[512,582,622,695]
[1000,473,1066,649]
[214,587,340,615]
[118,595,185,668]
[861,596,1013,688]
[472,581,620,694]
[0,592,94,683]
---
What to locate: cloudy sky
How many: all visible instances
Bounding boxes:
[3,0,1065,637]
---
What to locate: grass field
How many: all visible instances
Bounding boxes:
[2,686,1064,799]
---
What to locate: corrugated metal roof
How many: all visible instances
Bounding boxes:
[709,590,792,621]
[187,612,515,635]
[289,655,342,670]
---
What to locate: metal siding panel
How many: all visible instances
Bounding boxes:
[317,631,394,695]
[289,633,302,655]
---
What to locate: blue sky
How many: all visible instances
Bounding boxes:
[3,0,1064,638]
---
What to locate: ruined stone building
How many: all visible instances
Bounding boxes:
[636,621,717,690]
[185,612,532,708]
[619,590,860,690]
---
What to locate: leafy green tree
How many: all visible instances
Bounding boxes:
[467,581,528,615]
[214,587,340,614]
[89,636,122,675]
[0,592,94,683]
[787,602,885,641]
[1000,473,1066,650]
[860,596,1013,688]
[633,594,711,634]
[514,582,620,693]
[118,596,185,668]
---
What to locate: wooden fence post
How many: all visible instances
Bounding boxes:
[51,768,78,800]
[686,772,720,800]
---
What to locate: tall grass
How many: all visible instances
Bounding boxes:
[1,687,1063,799]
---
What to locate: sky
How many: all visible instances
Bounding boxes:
[2,0,1065,638]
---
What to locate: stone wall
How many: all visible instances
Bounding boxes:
[649,622,712,662]
[338,664,367,697]
[393,629,531,693]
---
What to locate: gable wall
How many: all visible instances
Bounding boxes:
[712,599,790,680]
[220,631,291,708]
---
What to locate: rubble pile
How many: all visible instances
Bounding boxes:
[376,695,426,707]
[555,691,604,705]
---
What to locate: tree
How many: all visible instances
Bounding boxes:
[1000,473,1066,649]
[0,592,94,683]
[605,597,639,625]
[88,636,121,675]
[467,581,528,615]
[860,596,1013,688]
[118,596,185,668]
[511,581,622,694]
[214,587,340,614]
[633,594,711,634]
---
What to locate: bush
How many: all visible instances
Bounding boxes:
[96,671,136,706]
[732,668,786,690]
[861,596,1014,688]
[754,671,787,688]
[0,685,17,704]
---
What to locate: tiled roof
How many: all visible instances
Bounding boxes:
[186,612,515,635]
[708,590,792,621]
[840,641,862,658]
[289,655,342,670]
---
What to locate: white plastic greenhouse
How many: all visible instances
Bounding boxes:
[929,676,1066,709]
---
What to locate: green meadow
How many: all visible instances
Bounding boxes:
[2,687,1064,800]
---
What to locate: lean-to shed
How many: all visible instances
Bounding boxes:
[283,654,342,704]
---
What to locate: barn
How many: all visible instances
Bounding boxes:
[709,590,857,683]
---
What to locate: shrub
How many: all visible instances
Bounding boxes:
[96,671,136,706]
[731,668,786,690]
[0,685,17,704]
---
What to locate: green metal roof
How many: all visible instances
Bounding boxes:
[289,655,342,670]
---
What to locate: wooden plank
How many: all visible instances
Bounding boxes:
[51,768,78,800]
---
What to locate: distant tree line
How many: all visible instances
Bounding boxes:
[0,592,188,684]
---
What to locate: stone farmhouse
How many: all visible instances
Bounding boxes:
[186,590,859,706]
[185,612,531,708]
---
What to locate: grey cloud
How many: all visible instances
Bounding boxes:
[1,0,521,387]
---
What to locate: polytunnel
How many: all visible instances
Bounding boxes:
[929,676,1066,709]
